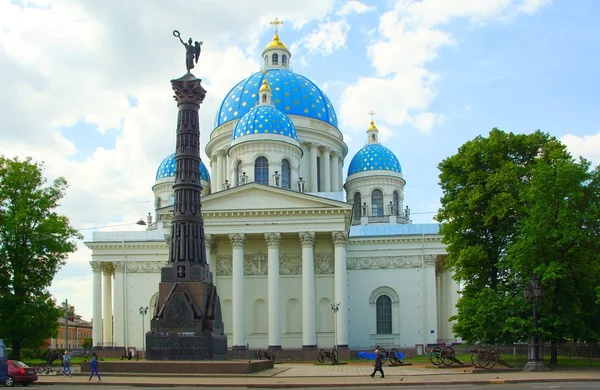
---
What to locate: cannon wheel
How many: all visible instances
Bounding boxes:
[440,346,455,366]
[331,348,339,364]
[379,348,388,364]
[269,349,276,361]
[389,348,403,365]
[429,346,443,366]
[258,349,264,360]
[484,347,498,369]
[317,349,325,363]
[470,348,482,368]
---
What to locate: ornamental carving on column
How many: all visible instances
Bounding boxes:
[205,234,218,254]
[314,253,334,274]
[102,262,115,276]
[279,253,302,275]
[126,261,168,273]
[90,261,103,272]
[216,256,232,276]
[265,233,281,249]
[320,146,332,155]
[299,232,315,248]
[113,262,125,273]
[245,252,268,275]
[229,233,246,248]
[331,231,348,247]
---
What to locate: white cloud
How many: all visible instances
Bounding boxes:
[561,132,600,164]
[338,0,550,134]
[336,0,376,16]
[291,20,350,58]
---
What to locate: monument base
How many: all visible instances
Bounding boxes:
[523,360,550,372]
[146,332,227,360]
[80,359,273,374]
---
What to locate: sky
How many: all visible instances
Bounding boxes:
[1,0,599,322]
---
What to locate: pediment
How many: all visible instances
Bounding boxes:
[202,183,351,212]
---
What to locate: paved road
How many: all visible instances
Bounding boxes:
[22,382,600,389]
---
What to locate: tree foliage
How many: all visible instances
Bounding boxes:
[0,156,82,360]
[437,129,600,343]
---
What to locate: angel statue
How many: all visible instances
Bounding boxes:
[173,30,202,72]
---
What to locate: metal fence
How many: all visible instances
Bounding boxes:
[451,343,600,368]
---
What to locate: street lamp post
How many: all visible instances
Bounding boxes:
[139,306,148,358]
[330,302,340,349]
[523,275,548,372]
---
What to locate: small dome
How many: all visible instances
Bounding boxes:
[156,153,210,182]
[347,144,402,176]
[232,105,298,142]
[214,69,338,128]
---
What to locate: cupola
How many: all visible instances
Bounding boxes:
[262,17,291,71]
[367,111,379,144]
[258,78,273,105]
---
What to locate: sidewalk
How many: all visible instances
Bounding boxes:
[35,363,600,387]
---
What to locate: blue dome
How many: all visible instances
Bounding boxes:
[215,69,338,129]
[232,105,298,142]
[156,153,211,182]
[347,144,402,176]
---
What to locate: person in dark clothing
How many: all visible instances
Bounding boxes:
[370,349,384,378]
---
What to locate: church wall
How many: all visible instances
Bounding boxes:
[123,270,160,351]
[347,266,438,350]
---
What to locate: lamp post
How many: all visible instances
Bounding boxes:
[331,302,340,349]
[139,306,148,357]
[272,171,281,187]
[223,179,231,190]
[240,172,248,185]
[297,177,305,192]
[523,275,548,372]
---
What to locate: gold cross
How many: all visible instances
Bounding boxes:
[368,110,376,122]
[270,17,284,35]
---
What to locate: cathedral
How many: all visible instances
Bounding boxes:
[86,25,460,354]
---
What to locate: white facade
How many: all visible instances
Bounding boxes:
[85,28,460,352]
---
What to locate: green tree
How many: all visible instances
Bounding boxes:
[0,156,82,360]
[436,129,570,343]
[509,152,600,343]
[82,337,92,351]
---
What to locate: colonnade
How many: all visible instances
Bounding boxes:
[209,143,344,193]
[91,262,114,348]
[208,231,349,350]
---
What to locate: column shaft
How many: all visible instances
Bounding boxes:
[230,233,246,348]
[91,262,103,348]
[309,144,318,192]
[210,158,216,190]
[102,263,114,347]
[330,152,339,192]
[332,232,348,347]
[323,147,331,192]
[266,233,281,349]
[216,152,224,192]
[113,262,125,347]
[300,232,317,348]
[338,158,343,192]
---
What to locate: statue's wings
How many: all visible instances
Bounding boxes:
[194,41,201,63]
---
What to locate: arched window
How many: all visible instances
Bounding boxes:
[262,94,267,103]
[392,191,400,216]
[272,53,278,65]
[372,134,376,141]
[235,160,243,186]
[353,192,362,219]
[376,295,392,334]
[282,54,287,67]
[254,156,269,185]
[371,189,383,216]
[281,159,291,189]
[168,194,175,206]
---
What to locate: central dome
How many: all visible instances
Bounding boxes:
[214,69,338,129]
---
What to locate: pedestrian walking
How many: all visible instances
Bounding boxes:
[62,351,71,377]
[89,352,101,382]
[369,349,384,378]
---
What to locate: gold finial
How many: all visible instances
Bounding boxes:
[259,79,271,92]
[368,110,377,130]
[270,17,284,36]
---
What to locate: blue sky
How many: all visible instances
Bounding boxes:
[1,0,599,321]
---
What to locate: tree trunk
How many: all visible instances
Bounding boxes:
[10,338,21,361]
[550,342,558,367]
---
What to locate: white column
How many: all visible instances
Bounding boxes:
[338,156,344,191]
[322,147,331,192]
[113,262,125,347]
[205,234,216,286]
[309,143,318,192]
[102,263,114,347]
[265,233,281,349]
[299,232,317,348]
[91,262,103,348]
[221,152,228,189]
[225,154,230,187]
[229,233,246,348]
[330,152,339,192]
[216,151,224,192]
[210,157,217,190]
[332,231,349,347]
